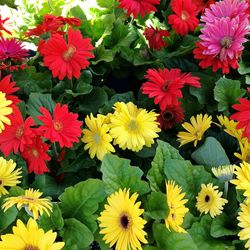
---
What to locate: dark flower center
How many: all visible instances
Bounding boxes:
[53,120,63,132]
[220,36,232,49]
[205,195,210,202]
[120,214,130,229]
[161,80,172,92]
[63,45,76,61]
[16,125,24,139]
[0,179,2,185]
[24,245,39,250]
[163,111,174,121]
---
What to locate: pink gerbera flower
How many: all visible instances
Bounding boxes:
[118,0,160,18]
[0,38,28,61]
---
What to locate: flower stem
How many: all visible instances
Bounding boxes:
[224,181,229,198]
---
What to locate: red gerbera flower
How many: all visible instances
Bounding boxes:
[168,0,199,36]
[192,0,215,13]
[118,0,160,18]
[141,68,201,110]
[144,26,170,50]
[21,134,51,174]
[0,15,11,36]
[0,107,34,156]
[193,42,239,74]
[231,98,250,139]
[38,103,82,148]
[39,28,94,80]
[58,16,81,27]
[0,75,20,106]
[158,104,184,130]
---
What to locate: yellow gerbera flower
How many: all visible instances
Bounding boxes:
[2,188,52,220]
[98,188,147,250]
[82,113,115,160]
[177,114,212,147]
[196,183,228,218]
[216,115,243,141]
[237,202,250,249]
[231,162,250,198]
[211,165,236,182]
[0,91,12,133]
[0,218,64,250]
[0,157,22,196]
[234,140,250,163]
[165,181,189,233]
[109,102,160,152]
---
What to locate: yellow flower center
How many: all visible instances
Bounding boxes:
[24,245,39,250]
[53,120,63,132]
[127,119,138,131]
[63,45,76,61]
[93,133,101,143]
[220,36,232,49]
[16,125,24,139]
[181,11,190,21]
[32,149,39,158]
[120,213,130,230]
[194,130,203,140]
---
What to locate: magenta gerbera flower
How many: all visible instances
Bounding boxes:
[0,38,28,61]
[201,0,249,24]
[199,17,249,61]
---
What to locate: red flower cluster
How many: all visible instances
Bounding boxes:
[144,26,170,50]
[25,14,81,37]
[141,68,201,129]
[168,0,199,36]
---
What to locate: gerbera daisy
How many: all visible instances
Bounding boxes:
[0,107,34,156]
[109,102,160,152]
[231,162,250,198]
[158,104,184,130]
[0,38,28,61]
[98,189,147,250]
[201,0,249,24]
[38,103,82,148]
[0,218,64,250]
[81,114,115,160]
[196,183,228,218]
[0,91,13,133]
[0,157,22,196]
[2,188,52,220]
[211,165,235,182]
[237,202,250,249]
[231,98,250,140]
[118,0,160,18]
[144,26,170,50]
[0,74,20,106]
[168,0,199,36]
[39,27,94,80]
[177,113,212,147]
[0,15,11,36]
[141,68,201,110]
[165,181,189,233]
[21,134,51,174]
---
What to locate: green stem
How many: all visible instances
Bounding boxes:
[224,181,229,198]
[52,142,59,158]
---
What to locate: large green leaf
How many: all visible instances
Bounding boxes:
[153,223,198,250]
[214,77,246,113]
[164,159,217,211]
[100,154,150,195]
[60,218,94,249]
[59,179,105,232]
[147,140,183,192]
[188,215,235,250]
[191,137,230,167]
[96,0,117,8]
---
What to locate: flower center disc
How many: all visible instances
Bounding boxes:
[63,45,76,61]
[163,111,174,121]
[53,120,63,132]
[120,214,130,229]
[128,119,138,131]
[161,80,172,92]
[32,149,39,158]
[93,133,101,143]
[16,125,24,139]
[220,36,232,49]
[181,11,190,21]
[205,195,210,202]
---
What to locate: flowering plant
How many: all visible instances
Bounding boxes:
[0,0,250,249]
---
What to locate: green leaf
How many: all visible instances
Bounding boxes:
[92,45,115,65]
[79,87,108,114]
[145,192,169,220]
[188,215,235,250]
[100,154,150,195]
[39,204,64,231]
[153,223,198,250]
[214,77,246,113]
[70,5,87,20]
[60,218,93,249]
[238,59,250,75]
[191,137,230,167]
[59,179,106,232]
[210,214,238,238]
[147,140,183,192]
[164,159,217,211]
[27,93,55,123]
[96,0,117,8]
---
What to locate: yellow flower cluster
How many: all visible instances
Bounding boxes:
[82,102,161,160]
